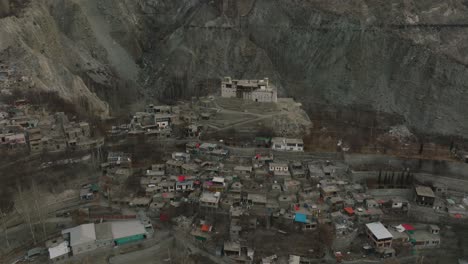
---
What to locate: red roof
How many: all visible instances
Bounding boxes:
[454,213,463,219]
[401,223,415,231]
[201,224,211,232]
[344,207,354,215]
[178,175,186,182]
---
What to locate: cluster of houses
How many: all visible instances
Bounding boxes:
[0,100,103,155]
[87,135,453,263]
[364,222,441,258]
[108,103,206,140]
[11,76,460,262]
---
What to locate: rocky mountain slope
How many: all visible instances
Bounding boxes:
[2,0,468,137]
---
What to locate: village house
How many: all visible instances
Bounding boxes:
[383,198,410,215]
[223,240,241,257]
[356,207,383,224]
[234,165,253,178]
[146,104,171,114]
[107,152,132,168]
[146,165,165,177]
[269,162,289,172]
[130,197,152,208]
[221,77,278,103]
[320,185,339,200]
[247,193,267,206]
[186,124,201,138]
[176,180,194,192]
[204,177,226,192]
[365,222,393,250]
[290,162,307,180]
[158,181,176,193]
[166,159,183,174]
[199,191,221,209]
[283,179,301,193]
[409,225,441,249]
[0,131,26,148]
[252,152,274,168]
[271,137,304,152]
[181,163,200,175]
[308,163,325,179]
[414,186,436,207]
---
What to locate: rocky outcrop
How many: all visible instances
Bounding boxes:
[0,0,112,117]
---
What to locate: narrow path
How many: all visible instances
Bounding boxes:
[73,0,139,81]
[215,112,287,132]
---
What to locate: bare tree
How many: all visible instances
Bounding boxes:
[31,179,47,241]
[0,207,9,248]
[16,181,36,244]
[318,224,334,250]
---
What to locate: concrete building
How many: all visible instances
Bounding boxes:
[271,137,304,152]
[269,162,289,172]
[62,223,97,255]
[365,222,393,249]
[46,237,70,262]
[221,77,277,103]
[199,191,221,209]
[224,240,241,257]
[414,186,435,207]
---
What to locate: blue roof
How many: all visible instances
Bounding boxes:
[295,213,307,223]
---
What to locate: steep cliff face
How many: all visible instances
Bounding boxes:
[2,0,468,138]
[0,0,112,117]
[137,0,468,137]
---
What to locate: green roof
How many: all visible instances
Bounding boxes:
[114,234,145,245]
[91,184,99,192]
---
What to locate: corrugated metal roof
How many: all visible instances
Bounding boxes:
[62,223,96,247]
[48,241,69,259]
[111,221,147,240]
[366,222,393,240]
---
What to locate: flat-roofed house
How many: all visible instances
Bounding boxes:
[365,222,393,249]
[271,137,304,152]
[414,186,435,207]
[199,192,221,209]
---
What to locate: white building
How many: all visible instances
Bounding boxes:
[47,239,70,262]
[221,77,278,103]
[271,137,304,152]
[269,162,289,172]
[199,191,221,208]
[62,223,97,255]
[365,222,393,249]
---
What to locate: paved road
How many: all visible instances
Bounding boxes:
[109,236,175,264]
